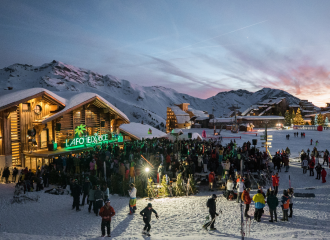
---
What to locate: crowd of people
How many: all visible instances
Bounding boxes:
[300,147,328,182]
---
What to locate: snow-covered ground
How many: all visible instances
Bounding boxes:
[1,129,330,240]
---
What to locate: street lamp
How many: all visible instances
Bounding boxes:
[145,167,150,173]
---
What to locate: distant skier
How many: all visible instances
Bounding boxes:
[99,199,115,237]
[140,203,159,236]
[315,140,319,146]
[203,194,219,230]
[310,139,313,145]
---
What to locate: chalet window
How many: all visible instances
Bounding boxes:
[74,111,81,123]
[22,103,30,111]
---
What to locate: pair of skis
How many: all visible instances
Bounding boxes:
[202,210,222,231]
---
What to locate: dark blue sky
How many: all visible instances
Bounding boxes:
[1,0,330,106]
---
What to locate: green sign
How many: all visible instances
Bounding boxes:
[65,133,109,148]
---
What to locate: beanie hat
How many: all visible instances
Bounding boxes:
[212,194,217,199]
[147,203,152,208]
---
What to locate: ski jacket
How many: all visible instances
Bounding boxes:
[281,195,290,209]
[83,181,92,194]
[309,160,315,169]
[208,172,215,183]
[236,181,245,193]
[129,187,137,198]
[71,184,81,197]
[88,189,95,201]
[272,175,279,187]
[315,165,322,173]
[226,181,234,191]
[207,198,217,215]
[321,169,327,177]
[99,205,115,222]
[267,195,279,209]
[242,190,251,204]
[140,207,158,222]
[302,159,308,167]
[253,193,265,209]
[94,189,104,201]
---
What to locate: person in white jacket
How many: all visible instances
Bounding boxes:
[226,179,234,200]
[128,183,137,214]
[236,177,245,203]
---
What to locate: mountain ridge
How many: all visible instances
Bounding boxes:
[0,60,307,131]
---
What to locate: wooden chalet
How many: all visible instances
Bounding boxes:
[0,88,129,170]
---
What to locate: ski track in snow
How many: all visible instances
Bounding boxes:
[1,129,330,240]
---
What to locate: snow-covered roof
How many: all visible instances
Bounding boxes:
[188,107,208,118]
[166,132,202,141]
[238,116,284,120]
[176,115,190,124]
[119,123,167,140]
[210,118,234,123]
[42,92,129,124]
[289,105,301,108]
[170,106,189,116]
[195,116,209,121]
[0,88,66,111]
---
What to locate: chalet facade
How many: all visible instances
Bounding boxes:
[0,88,129,170]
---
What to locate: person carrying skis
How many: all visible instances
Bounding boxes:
[272,173,279,196]
[128,183,137,214]
[252,190,265,222]
[140,203,159,236]
[242,188,252,218]
[99,199,115,237]
[204,194,219,230]
[321,168,327,183]
[267,189,278,222]
[280,190,290,221]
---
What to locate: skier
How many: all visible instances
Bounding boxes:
[81,177,92,206]
[99,199,115,237]
[310,139,313,145]
[128,183,137,214]
[267,190,278,222]
[252,190,265,222]
[315,163,322,180]
[272,173,279,196]
[94,185,104,216]
[242,188,252,218]
[309,158,315,176]
[140,203,159,236]
[280,190,290,221]
[236,177,245,203]
[321,168,327,183]
[203,194,219,230]
[71,179,81,212]
[287,188,294,218]
[208,171,215,191]
[302,158,308,174]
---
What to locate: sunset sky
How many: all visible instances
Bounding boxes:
[1,0,330,106]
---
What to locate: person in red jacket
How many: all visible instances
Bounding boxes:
[321,168,327,183]
[208,171,215,191]
[242,188,252,218]
[309,159,315,176]
[99,199,116,237]
[272,173,280,196]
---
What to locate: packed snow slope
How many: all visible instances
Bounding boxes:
[0,60,304,131]
[1,129,330,240]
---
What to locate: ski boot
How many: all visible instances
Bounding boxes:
[146,231,151,236]
[142,230,146,235]
[210,228,217,231]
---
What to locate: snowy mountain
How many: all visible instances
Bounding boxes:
[0,60,306,131]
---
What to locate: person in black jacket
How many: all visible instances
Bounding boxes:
[94,185,104,216]
[203,194,219,231]
[140,203,159,236]
[71,179,82,211]
[81,177,92,206]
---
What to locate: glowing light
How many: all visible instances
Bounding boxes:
[145,167,150,172]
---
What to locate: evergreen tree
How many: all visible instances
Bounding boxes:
[278,111,282,116]
[293,108,304,125]
[291,110,296,125]
[314,114,318,126]
[325,117,329,126]
[311,117,315,125]
[317,113,324,126]
[284,110,291,126]
[158,175,169,197]
[146,177,156,198]
[174,173,185,196]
